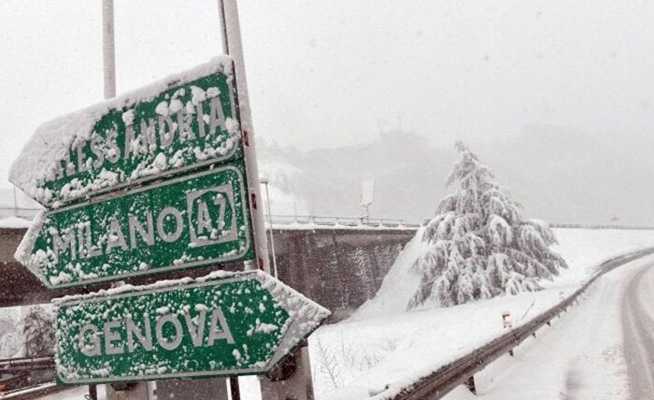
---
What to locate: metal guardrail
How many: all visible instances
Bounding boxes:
[551,223,654,230]
[270,215,654,231]
[0,357,54,373]
[4,210,654,232]
[388,247,654,400]
[270,214,421,229]
[0,382,63,400]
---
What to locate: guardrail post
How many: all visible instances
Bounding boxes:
[465,375,477,395]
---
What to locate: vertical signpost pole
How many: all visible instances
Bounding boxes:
[101,2,115,398]
[102,2,143,399]
[102,0,116,99]
[217,0,271,274]
[216,1,314,399]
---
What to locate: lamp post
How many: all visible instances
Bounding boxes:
[260,177,278,278]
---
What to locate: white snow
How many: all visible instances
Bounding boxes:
[23,227,654,400]
[0,215,32,228]
[443,254,654,400]
[9,56,233,206]
[308,227,654,399]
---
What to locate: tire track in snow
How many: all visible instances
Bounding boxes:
[622,265,654,399]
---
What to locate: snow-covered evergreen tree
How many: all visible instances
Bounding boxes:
[408,142,567,308]
[22,306,55,357]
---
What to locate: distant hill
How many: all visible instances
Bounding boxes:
[259,131,454,223]
[258,125,654,226]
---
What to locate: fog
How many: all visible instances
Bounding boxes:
[1,1,653,223]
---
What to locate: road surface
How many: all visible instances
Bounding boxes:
[447,254,654,400]
[622,263,654,398]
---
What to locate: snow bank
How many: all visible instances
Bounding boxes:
[354,227,654,320]
[311,228,654,399]
[351,228,428,319]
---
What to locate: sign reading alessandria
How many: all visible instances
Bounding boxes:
[10,57,240,208]
[17,166,253,288]
[55,271,330,384]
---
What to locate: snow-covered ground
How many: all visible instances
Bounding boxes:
[443,253,654,400]
[0,305,23,359]
[307,227,654,400]
[32,227,654,400]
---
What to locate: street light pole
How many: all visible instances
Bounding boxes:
[260,177,279,278]
[102,0,116,99]
[217,0,271,274]
[216,2,314,399]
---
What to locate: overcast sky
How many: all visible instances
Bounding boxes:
[1,1,654,189]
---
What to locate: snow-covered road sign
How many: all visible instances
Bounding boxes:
[16,166,253,288]
[55,270,330,385]
[10,58,241,208]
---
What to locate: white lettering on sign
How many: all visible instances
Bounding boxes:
[77,308,234,357]
[49,183,238,262]
[49,95,229,182]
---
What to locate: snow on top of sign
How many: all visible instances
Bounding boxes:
[52,269,329,382]
[51,268,330,326]
[51,269,238,304]
[9,56,233,203]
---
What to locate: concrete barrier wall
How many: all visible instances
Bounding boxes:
[270,228,416,321]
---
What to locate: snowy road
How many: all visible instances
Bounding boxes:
[622,263,654,398]
[446,254,654,400]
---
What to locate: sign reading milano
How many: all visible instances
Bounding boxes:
[11,58,330,384]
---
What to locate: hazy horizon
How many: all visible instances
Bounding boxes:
[2,1,654,224]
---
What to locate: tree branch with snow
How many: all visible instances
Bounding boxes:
[408,142,567,309]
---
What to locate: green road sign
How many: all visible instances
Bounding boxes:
[55,270,330,384]
[11,58,242,207]
[17,166,253,288]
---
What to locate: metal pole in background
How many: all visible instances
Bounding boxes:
[102,2,145,399]
[102,0,116,99]
[260,178,279,278]
[216,2,314,399]
[217,1,272,399]
[217,0,270,273]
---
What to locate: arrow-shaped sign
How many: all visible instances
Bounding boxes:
[10,57,240,208]
[54,270,330,384]
[16,166,253,288]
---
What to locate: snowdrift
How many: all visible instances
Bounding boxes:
[354,227,654,320]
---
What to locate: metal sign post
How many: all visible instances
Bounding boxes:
[216,1,315,398]
[217,0,270,274]
[102,0,116,99]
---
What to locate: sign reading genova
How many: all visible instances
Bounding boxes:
[55,271,330,384]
